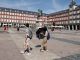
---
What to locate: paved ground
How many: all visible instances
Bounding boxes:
[0,28,25,60]
[0,28,80,60]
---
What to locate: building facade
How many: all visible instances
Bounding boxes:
[0,0,80,30]
[0,7,47,28]
[47,0,80,30]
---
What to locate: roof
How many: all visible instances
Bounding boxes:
[0,7,47,16]
[48,9,69,16]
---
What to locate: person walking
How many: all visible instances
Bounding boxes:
[4,25,8,32]
[4,25,7,31]
[21,23,33,55]
[17,26,19,31]
[36,26,50,52]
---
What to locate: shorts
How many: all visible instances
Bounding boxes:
[40,37,47,45]
[25,38,30,45]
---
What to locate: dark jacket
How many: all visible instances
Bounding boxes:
[36,26,50,39]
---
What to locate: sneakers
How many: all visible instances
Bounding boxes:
[20,50,31,55]
[40,49,44,52]
[30,47,33,50]
[26,53,31,55]
[45,50,48,52]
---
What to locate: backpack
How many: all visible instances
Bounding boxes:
[28,28,33,39]
[47,32,50,40]
[39,32,45,39]
[36,28,43,39]
[36,28,50,40]
[36,29,40,39]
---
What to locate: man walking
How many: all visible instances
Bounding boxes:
[21,23,33,55]
[36,26,50,52]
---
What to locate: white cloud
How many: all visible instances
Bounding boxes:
[0,0,40,10]
[0,0,69,13]
[44,9,56,14]
[52,0,62,10]
[52,0,68,12]
[45,0,69,13]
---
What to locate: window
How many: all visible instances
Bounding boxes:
[77,15,79,18]
[14,20,16,22]
[70,16,72,19]
[7,19,9,22]
[2,12,4,14]
[20,14,22,16]
[9,16,11,18]
[0,18,2,21]
[16,20,18,23]
[4,15,6,18]
[77,20,79,23]
[73,15,76,19]
[16,13,18,15]
[69,12,72,15]
[6,15,9,18]
[63,21,65,24]
[77,10,80,13]
[12,20,14,22]
[70,21,72,23]
[73,11,76,14]
[66,21,68,24]
[4,19,6,22]
[10,13,12,15]
[26,21,27,23]
[2,15,4,18]
[73,21,75,23]
[11,13,13,15]
[9,20,11,22]
[15,13,17,15]
[4,12,6,14]
[7,12,9,14]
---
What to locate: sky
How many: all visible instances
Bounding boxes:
[0,0,80,14]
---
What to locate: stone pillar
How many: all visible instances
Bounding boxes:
[68,25,70,30]
[65,26,67,30]
[0,22,1,27]
[72,25,74,30]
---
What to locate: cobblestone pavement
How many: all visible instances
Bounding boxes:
[0,29,25,60]
[0,28,80,60]
[8,28,60,60]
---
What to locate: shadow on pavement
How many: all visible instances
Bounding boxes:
[0,31,9,33]
[35,45,41,48]
[52,37,80,45]
[54,54,80,60]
